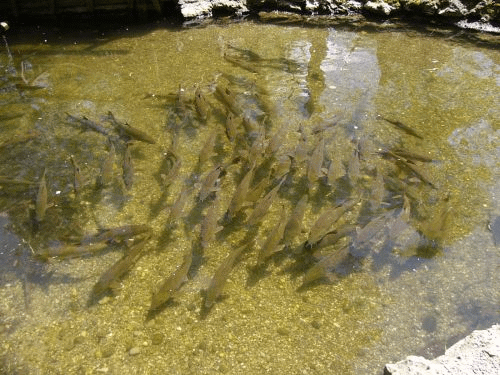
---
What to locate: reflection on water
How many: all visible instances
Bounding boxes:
[0,20,499,374]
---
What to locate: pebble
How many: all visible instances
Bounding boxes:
[129,347,141,356]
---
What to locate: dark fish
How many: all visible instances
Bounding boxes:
[204,243,249,309]
[395,158,436,188]
[302,246,350,286]
[326,156,345,185]
[70,155,86,195]
[198,130,217,167]
[282,194,308,248]
[198,165,223,202]
[91,235,151,300]
[37,242,110,260]
[307,137,325,189]
[306,199,358,247]
[391,148,434,163]
[247,176,285,227]
[122,143,134,190]
[83,224,152,245]
[35,169,47,222]
[168,187,191,223]
[66,113,111,137]
[194,86,210,122]
[159,150,181,187]
[224,111,238,142]
[377,115,424,140]
[225,163,255,220]
[105,111,156,144]
[215,85,242,116]
[97,142,115,187]
[257,211,287,265]
[150,248,192,310]
[224,53,259,73]
[200,196,223,248]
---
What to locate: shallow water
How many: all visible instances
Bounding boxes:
[0,19,499,374]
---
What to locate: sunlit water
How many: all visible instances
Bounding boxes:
[0,19,499,374]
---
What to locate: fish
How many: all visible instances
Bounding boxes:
[377,115,424,140]
[419,194,451,241]
[82,224,152,245]
[302,246,350,286]
[37,242,110,260]
[347,148,360,184]
[159,150,181,187]
[200,196,223,248]
[326,156,345,185]
[265,125,286,157]
[306,199,358,247]
[224,53,259,73]
[272,155,292,180]
[168,186,191,223]
[313,225,356,254]
[247,176,285,227]
[215,85,242,116]
[224,111,238,142]
[198,130,217,167]
[105,111,156,144]
[370,166,385,211]
[150,248,192,311]
[65,113,111,137]
[70,155,86,195]
[35,169,47,222]
[122,143,134,190]
[307,138,324,189]
[91,235,151,301]
[391,148,434,163]
[0,176,37,186]
[198,165,223,202]
[97,142,115,188]
[245,173,270,204]
[293,126,308,164]
[257,211,287,265]
[194,86,210,122]
[242,113,261,140]
[282,194,309,248]
[351,210,395,257]
[225,163,255,221]
[204,243,249,309]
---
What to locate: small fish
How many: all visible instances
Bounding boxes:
[246,173,270,204]
[306,200,357,247]
[265,125,286,157]
[91,235,151,301]
[377,115,424,140]
[257,211,287,265]
[83,224,152,245]
[97,142,115,188]
[225,163,255,221]
[326,156,345,185]
[194,86,210,122]
[105,112,156,144]
[272,155,292,180]
[215,85,241,116]
[347,148,360,184]
[307,138,324,189]
[150,248,192,311]
[370,166,385,211]
[198,130,217,167]
[200,196,223,248]
[198,165,223,202]
[224,111,238,142]
[224,53,259,73]
[302,246,350,286]
[391,148,433,163]
[168,187,191,223]
[293,126,308,164]
[204,243,249,309]
[247,176,285,227]
[395,157,436,188]
[0,176,37,186]
[313,225,355,253]
[159,150,181,187]
[37,242,110,260]
[122,143,134,190]
[242,113,261,140]
[282,194,308,248]
[70,155,86,195]
[35,169,47,222]
[351,211,395,256]
[419,194,451,241]
[66,113,111,137]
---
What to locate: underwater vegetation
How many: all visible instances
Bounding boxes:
[0,36,454,320]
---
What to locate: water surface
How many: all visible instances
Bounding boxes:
[0,20,499,374]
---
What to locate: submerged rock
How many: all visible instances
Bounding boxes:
[384,324,500,375]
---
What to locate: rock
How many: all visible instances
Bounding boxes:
[178,0,248,18]
[384,324,500,375]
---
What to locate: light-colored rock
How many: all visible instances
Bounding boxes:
[384,324,500,375]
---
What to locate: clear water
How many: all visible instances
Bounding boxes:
[0,19,499,374]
